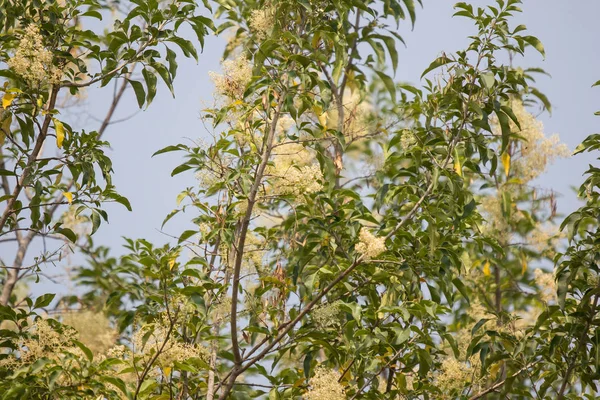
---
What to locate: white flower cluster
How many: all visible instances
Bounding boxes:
[324,90,373,139]
[534,268,556,303]
[208,55,253,101]
[355,227,386,260]
[304,367,346,400]
[268,142,323,197]
[8,24,62,85]
[491,99,570,182]
[312,300,343,330]
[249,7,275,40]
[131,321,209,369]
[0,318,78,368]
[62,310,117,355]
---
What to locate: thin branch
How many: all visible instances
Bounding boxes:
[468,362,538,400]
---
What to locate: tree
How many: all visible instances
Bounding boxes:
[0,0,597,399]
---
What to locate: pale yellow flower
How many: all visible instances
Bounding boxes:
[312,300,343,330]
[325,90,373,139]
[491,99,570,183]
[208,55,253,101]
[355,227,386,260]
[534,268,556,302]
[62,310,117,355]
[268,142,323,197]
[304,367,345,400]
[249,7,275,40]
[8,25,62,85]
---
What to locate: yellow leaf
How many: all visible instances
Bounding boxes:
[501,151,511,178]
[54,119,65,148]
[62,192,73,204]
[483,261,491,277]
[168,258,176,270]
[0,111,10,147]
[490,361,503,379]
[163,367,172,376]
[2,92,16,108]
[313,105,327,129]
[521,256,528,275]
[454,159,462,177]
[454,148,462,177]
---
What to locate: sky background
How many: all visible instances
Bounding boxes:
[17,0,600,295]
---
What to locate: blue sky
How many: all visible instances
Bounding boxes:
[18,1,600,294]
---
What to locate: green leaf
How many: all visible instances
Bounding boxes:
[452,278,470,304]
[522,35,545,58]
[171,164,193,176]
[56,227,77,243]
[303,351,313,379]
[0,169,16,176]
[480,72,495,89]
[81,10,102,20]
[107,193,132,211]
[495,109,511,152]
[151,62,174,96]
[73,340,94,361]
[178,230,197,243]
[168,37,198,61]
[375,70,396,102]
[34,293,56,309]
[421,55,453,78]
[165,47,178,79]
[370,34,399,73]
[152,144,187,157]
[142,68,158,106]
[90,211,101,235]
[127,79,145,109]
[162,209,180,228]
[530,87,552,113]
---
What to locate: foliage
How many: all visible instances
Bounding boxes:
[0,0,598,399]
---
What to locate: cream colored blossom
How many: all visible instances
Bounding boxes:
[529,224,562,254]
[268,142,323,197]
[400,130,417,150]
[276,115,295,138]
[62,310,117,355]
[199,222,211,238]
[8,25,62,85]
[132,322,209,369]
[355,227,386,260]
[478,193,509,241]
[491,99,570,182]
[249,7,275,40]
[0,318,78,368]
[244,233,267,273]
[435,357,476,395]
[208,55,253,101]
[211,296,232,324]
[325,90,373,139]
[304,367,345,400]
[61,205,91,237]
[312,300,343,330]
[534,268,556,302]
[467,300,494,322]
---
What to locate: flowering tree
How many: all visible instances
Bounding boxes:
[1,0,599,399]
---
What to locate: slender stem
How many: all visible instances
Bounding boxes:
[557,294,599,399]
[468,362,538,400]
[0,70,131,304]
[0,85,60,235]
[219,92,286,398]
